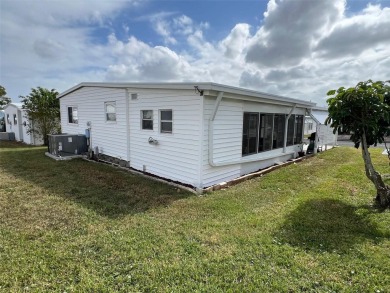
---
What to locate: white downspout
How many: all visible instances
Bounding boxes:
[283,104,297,153]
[125,89,131,166]
[208,92,224,167]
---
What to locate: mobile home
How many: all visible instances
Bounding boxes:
[3,103,43,145]
[58,82,315,190]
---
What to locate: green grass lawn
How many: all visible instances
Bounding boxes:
[0,141,389,292]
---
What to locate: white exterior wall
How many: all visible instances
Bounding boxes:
[304,117,317,135]
[5,105,18,139]
[21,113,44,145]
[60,87,128,160]
[201,97,306,188]
[201,97,243,187]
[58,84,310,189]
[129,89,202,187]
[4,105,44,145]
[4,105,24,141]
[20,112,31,144]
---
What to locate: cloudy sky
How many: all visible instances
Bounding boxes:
[1,0,389,106]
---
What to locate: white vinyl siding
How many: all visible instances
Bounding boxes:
[59,84,309,189]
[129,89,202,187]
[202,97,242,187]
[60,87,128,160]
[201,97,306,188]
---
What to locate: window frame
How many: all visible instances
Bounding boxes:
[273,114,286,149]
[258,113,274,152]
[294,115,304,144]
[67,106,78,124]
[242,112,259,156]
[242,111,302,157]
[104,101,117,122]
[13,114,17,125]
[286,114,295,146]
[141,110,153,130]
[160,109,173,134]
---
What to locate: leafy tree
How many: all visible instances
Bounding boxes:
[0,85,11,110]
[21,87,61,145]
[325,80,390,208]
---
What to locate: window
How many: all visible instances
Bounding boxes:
[160,110,173,133]
[13,114,17,125]
[105,101,116,122]
[286,115,295,146]
[242,113,259,155]
[273,114,285,149]
[294,115,304,144]
[141,110,153,130]
[259,114,273,152]
[68,106,78,124]
[6,114,10,124]
[242,111,302,156]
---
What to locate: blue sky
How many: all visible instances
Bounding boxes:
[1,0,390,105]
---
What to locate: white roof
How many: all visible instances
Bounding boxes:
[58,82,316,108]
[311,108,329,124]
[3,102,23,110]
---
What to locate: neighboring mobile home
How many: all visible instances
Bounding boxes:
[306,106,337,148]
[3,103,43,145]
[304,106,329,135]
[58,82,315,190]
[0,110,5,132]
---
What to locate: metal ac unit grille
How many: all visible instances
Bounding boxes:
[48,134,87,157]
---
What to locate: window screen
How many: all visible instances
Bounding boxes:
[242,112,259,155]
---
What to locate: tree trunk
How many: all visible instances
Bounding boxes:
[361,132,390,208]
[43,135,49,146]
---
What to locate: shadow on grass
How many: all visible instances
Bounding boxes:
[277,199,387,253]
[0,140,41,149]
[0,142,193,218]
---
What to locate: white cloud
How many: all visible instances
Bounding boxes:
[142,12,178,45]
[173,15,194,35]
[315,4,390,59]
[238,0,390,104]
[106,35,192,81]
[1,0,390,107]
[246,0,345,67]
[33,39,67,60]
[1,0,139,98]
[155,19,177,45]
[220,24,251,59]
[144,12,207,45]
